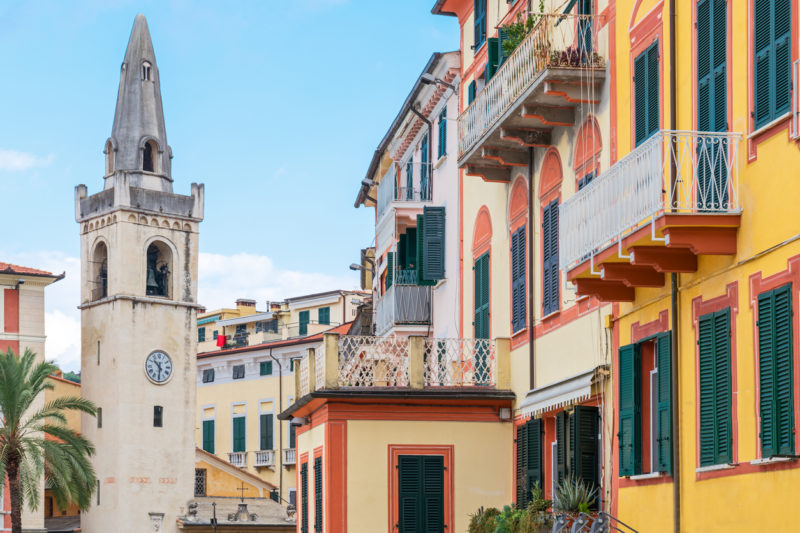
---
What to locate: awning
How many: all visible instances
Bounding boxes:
[217,312,274,327]
[518,366,607,417]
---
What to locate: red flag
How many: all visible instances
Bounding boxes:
[216,334,226,347]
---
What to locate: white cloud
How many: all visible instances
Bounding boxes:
[0,249,358,372]
[0,149,54,171]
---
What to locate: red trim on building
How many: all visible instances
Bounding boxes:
[4,288,19,334]
[324,421,346,532]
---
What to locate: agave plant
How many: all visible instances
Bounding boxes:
[553,476,598,513]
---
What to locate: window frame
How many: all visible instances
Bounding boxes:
[232,364,245,380]
[437,107,447,159]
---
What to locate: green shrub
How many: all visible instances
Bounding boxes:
[553,476,598,513]
[468,506,500,533]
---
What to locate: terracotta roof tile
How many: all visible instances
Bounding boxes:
[0,262,55,277]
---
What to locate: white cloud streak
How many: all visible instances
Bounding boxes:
[0,149,54,171]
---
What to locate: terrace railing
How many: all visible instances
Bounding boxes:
[375,283,432,336]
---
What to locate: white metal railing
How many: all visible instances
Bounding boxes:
[458,13,603,157]
[254,450,275,467]
[298,357,310,396]
[315,342,325,390]
[377,174,432,223]
[283,448,296,465]
[375,283,432,336]
[337,335,410,387]
[423,338,496,387]
[560,130,742,271]
[228,452,247,468]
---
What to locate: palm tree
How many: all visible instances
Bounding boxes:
[0,348,97,533]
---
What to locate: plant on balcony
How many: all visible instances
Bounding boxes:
[467,484,553,533]
[553,476,598,514]
[500,0,544,57]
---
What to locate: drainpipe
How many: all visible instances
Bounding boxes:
[668,1,680,532]
[528,147,535,390]
[269,348,283,504]
[410,106,433,198]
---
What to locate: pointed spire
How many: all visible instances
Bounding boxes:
[107,14,172,191]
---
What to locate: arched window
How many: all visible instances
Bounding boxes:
[143,140,157,172]
[539,148,563,316]
[104,140,114,175]
[92,241,108,301]
[146,241,172,298]
[142,61,152,81]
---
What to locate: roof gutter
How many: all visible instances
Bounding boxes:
[430,0,457,16]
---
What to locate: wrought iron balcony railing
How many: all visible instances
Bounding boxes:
[375,283,431,336]
[559,130,742,271]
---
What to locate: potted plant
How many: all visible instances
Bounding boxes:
[553,476,599,528]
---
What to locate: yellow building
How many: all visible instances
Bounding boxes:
[44,373,83,522]
[555,0,800,530]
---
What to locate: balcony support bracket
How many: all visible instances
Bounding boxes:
[630,246,698,273]
[601,263,665,288]
[500,127,552,148]
[520,105,575,126]
[465,165,511,183]
[574,278,635,302]
[482,147,529,167]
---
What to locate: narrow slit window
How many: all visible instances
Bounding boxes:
[154,405,163,428]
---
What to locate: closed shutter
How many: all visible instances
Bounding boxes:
[634,51,647,145]
[468,81,476,105]
[260,361,272,376]
[318,307,330,325]
[406,160,414,199]
[202,420,215,454]
[474,252,490,338]
[423,206,445,280]
[515,423,528,507]
[511,226,527,332]
[421,134,430,200]
[474,0,486,48]
[299,310,310,336]
[301,462,309,533]
[655,333,672,474]
[618,344,641,476]
[634,41,659,146]
[260,414,274,451]
[314,457,322,531]
[754,0,792,127]
[386,252,395,289]
[485,37,499,80]
[542,200,560,316]
[422,456,444,532]
[233,417,246,453]
[526,419,543,502]
[438,109,447,158]
[556,411,568,485]
[398,455,444,532]
[570,405,599,506]
[289,424,296,448]
[758,284,795,457]
[698,309,732,466]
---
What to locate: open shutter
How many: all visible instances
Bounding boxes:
[416,215,435,286]
[526,419,544,501]
[423,206,445,281]
[422,456,445,532]
[474,0,486,48]
[634,51,647,145]
[556,411,567,483]
[511,226,527,332]
[468,81,476,105]
[618,344,640,476]
[646,41,660,138]
[314,457,322,532]
[386,252,395,289]
[301,463,309,533]
[516,423,528,507]
[774,0,792,118]
[498,27,509,66]
[420,135,430,200]
[656,332,672,474]
[260,414,273,450]
[774,284,795,455]
[485,37,499,80]
[570,405,600,507]
[202,420,215,454]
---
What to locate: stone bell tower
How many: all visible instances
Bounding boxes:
[75,14,203,533]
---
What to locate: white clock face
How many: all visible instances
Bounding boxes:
[145,351,173,384]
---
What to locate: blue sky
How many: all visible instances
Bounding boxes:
[0,0,458,370]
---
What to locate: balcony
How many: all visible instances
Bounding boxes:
[282,448,296,466]
[254,450,275,467]
[375,275,432,336]
[227,452,247,468]
[295,333,510,395]
[560,130,742,301]
[458,13,605,178]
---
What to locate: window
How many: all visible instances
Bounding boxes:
[233,416,246,453]
[142,61,151,80]
[232,365,245,380]
[289,423,297,448]
[474,0,486,49]
[299,310,310,336]
[634,41,659,146]
[202,419,215,454]
[515,419,542,507]
[97,407,102,428]
[198,327,206,343]
[406,159,414,200]
[698,308,732,466]
[300,462,309,533]
[542,199,560,316]
[194,468,207,497]
[618,333,672,476]
[753,0,791,128]
[234,324,248,347]
[256,319,277,333]
[91,241,108,301]
[143,139,157,172]
[757,283,794,457]
[420,134,429,200]
[314,457,323,532]
[318,307,330,325]
[154,406,163,428]
[260,413,274,451]
[213,330,219,340]
[467,80,477,105]
[577,171,595,190]
[202,369,215,383]
[104,139,114,175]
[474,252,490,339]
[145,241,171,297]
[511,226,527,333]
[397,455,444,530]
[260,361,273,376]
[437,108,447,158]
[289,488,297,507]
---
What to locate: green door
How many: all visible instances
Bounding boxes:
[398,455,444,532]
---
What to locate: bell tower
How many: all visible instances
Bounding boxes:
[75,14,204,533]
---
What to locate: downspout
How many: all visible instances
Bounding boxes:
[269,348,283,504]
[668,1,680,532]
[528,147,536,390]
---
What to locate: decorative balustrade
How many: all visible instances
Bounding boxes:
[298,357,310,396]
[338,335,410,387]
[559,130,742,271]
[282,448,297,465]
[227,452,247,468]
[254,450,275,467]
[423,338,496,387]
[458,13,603,158]
[314,343,325,391]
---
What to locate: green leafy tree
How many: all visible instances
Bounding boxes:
[0,348,97,533]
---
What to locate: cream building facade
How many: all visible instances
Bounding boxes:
[76,14,203,533]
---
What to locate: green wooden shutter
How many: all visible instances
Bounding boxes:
[634,51,647,145]
[570,405,599,506]
[386,252,395,289]
[420,134,430,200]
[646,41,659,138]
[526,419,543,502]
[398,456,422,532]
[498,27,509,66]
[289,424,296,448]
[699,309,733,466]
[301,462,309,533]
[406,160,414,198]
[314,457,322,531]
[438,108,447,158]
[318,307,330,325]
[415,215,435,286]
[399,234,408,268]
[516,423,528,507]
[202,420,215,454]
[754,0,792,128]
[233,417,246,453]
[260,361,272,376]
[422,456,445,532]
[634,41,659,145]
[468,81,476,105]
[485,37,499,80]
[655,332,672,474]
[618,344,641,476]
[260,414,274,450]
[423,206,445,281]
[542,200,560,316]
[774,0,792,119]
[511,226,527,332]
[474,0,486,48]
[474,252,490,338]
[556,411,568,484]
[299,310,310,336]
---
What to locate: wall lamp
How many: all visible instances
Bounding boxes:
[290,417,309,427]
[420,73,458,93]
